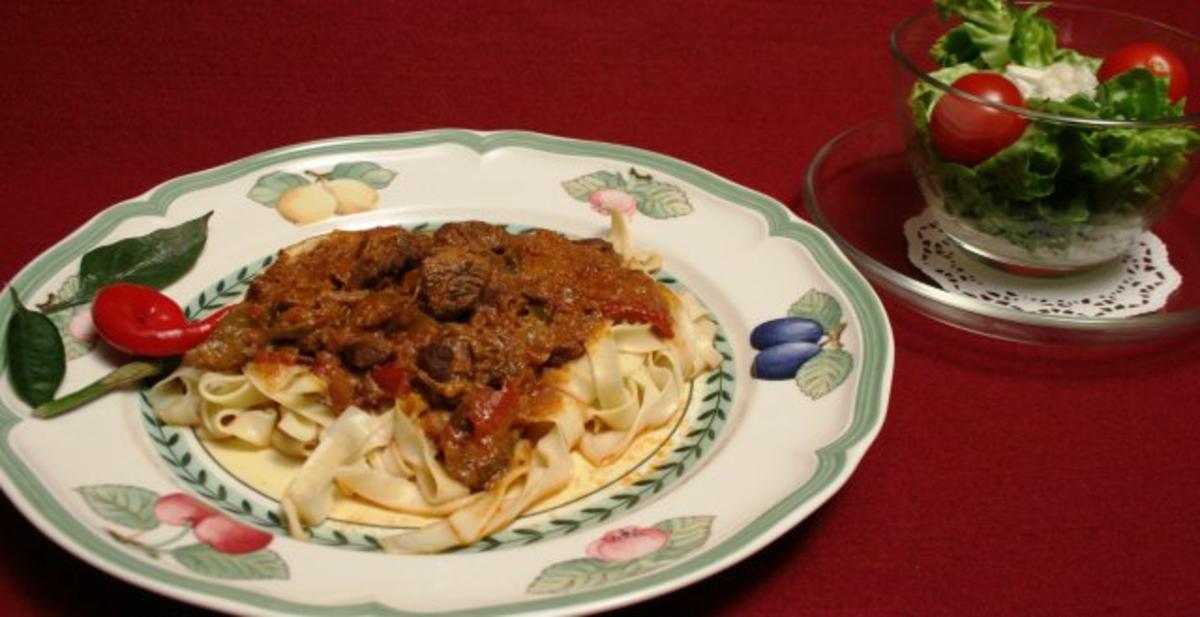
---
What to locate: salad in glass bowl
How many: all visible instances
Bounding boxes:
[892,0,1200,274]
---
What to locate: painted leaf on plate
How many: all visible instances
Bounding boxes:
[561,171,624,201]
[170,543,289,580]
[527,556,657,595]
[788,289,843,333]
[649,515,714,561]
[328,161,398,189]
[527,516,715,595]
[76,484,160,531]
[247,171,309,208]
[796,349,854,400]
[630,181,693,219]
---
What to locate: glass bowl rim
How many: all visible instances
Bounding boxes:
[802,118,1200,337]
[889,1,1200,128]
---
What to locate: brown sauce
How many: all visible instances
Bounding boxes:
[183,222,673,490]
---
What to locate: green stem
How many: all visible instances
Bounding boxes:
[35,301,76,315]
[33,361,166,419]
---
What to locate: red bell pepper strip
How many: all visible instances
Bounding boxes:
[370,363,412,397]
[465,381,519,436]
[599,301,674,338]
[91,283,232,357]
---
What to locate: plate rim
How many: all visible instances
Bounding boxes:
[0,128,894,616]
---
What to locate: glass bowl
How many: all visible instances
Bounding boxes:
[891,2,1200,275]
[803,119,1200,345]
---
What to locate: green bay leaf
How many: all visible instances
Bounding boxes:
[76,484,159,531]
[787,289,843,332]
[58,212,213,309]
[247,171,308,207]
[6,289,65,406]
[170,543,289,580]
[796,349,854,401]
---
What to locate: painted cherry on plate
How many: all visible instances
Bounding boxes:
[153,493,271,554]
[193,515,273,555]
[153,493,218,527]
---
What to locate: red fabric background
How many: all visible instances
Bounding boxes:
[3,1,1200,615]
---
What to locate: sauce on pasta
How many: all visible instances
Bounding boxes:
[182,222,674,490]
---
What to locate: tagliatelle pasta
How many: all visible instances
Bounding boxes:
[148,215,718,552]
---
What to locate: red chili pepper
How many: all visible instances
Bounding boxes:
[599,301,674,338]
[91,283,233,357]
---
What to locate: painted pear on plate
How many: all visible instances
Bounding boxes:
[326,178,379,214]
[277,183,338,225]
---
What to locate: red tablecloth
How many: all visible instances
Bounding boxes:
[3,2,1200,615]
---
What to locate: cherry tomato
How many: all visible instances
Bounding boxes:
[930,72,1029,166]
[1098,42,1190,103]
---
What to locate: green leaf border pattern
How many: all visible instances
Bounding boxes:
[142,233,735,555]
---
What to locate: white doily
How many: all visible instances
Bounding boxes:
[905,209,1182,318]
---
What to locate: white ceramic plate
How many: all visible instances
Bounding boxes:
[0,130,893,616]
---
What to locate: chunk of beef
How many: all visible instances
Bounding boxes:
[433,222,509,253]
[543,342,585,368]
[439,424,517,491]
[416,337,473,382]
[340,334,395,370]
[351,227,431,288]
[418,247,492,320]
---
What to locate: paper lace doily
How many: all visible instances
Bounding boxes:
[905,209,1182,318]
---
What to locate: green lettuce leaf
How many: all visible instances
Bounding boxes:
[1096,68,1183,121]
[1026,94,1100,119]
[1009,4,1056,67]
[932,0,1056,69]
